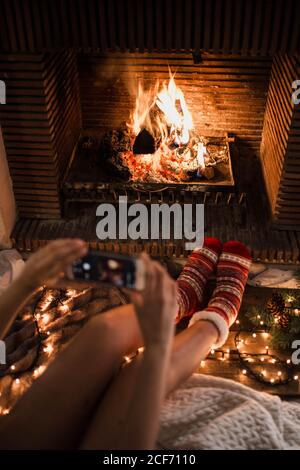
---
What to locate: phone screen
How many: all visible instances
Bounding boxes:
[71,252,138,289]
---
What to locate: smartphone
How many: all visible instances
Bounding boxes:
[65,251,146,291]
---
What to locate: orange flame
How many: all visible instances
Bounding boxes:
[156,75,193,145]
[128,72,193,146]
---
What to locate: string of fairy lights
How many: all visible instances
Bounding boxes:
[198,315,300,387]
[0,288,80,415]
[1,290,300,416]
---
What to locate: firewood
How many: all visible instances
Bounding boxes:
[133,128,156,154]
[201,166,215,180]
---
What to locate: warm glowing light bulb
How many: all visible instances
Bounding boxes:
[34,365,46,378]
[242,369,247,375]
[277,371,282,377]
[294,375,299,380]
[211,349,215,355]
[260,357,265,362]
[10,365,15,371]
[294,309,299,315]
[41,313,50,325]
[200,360,206,368]
[270,378,275,383]
[40,295,54,311]
[59,304,69,314]
[262,370,267,376]
[16,378,20,384]
[252,333,257,338]
[260,321,264,325]
[286,359,291,364]
[43,344,54,355]
[236,320,240,325]
[66,289,77,297]
[271,359,276,364]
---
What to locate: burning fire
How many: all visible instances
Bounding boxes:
[156,75,193,145]
[122,72,207,183]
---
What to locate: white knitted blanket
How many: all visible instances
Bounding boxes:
[159,374,300,450]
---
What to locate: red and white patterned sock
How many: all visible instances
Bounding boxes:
[176,237,222,323]
[189,241,252,347]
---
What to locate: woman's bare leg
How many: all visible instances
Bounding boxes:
[80,319,218,449]
[81,240,252,449]
[0,303,143,450]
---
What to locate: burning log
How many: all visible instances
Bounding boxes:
[133,128,156,154]
[99,128,131,180]
[199,166,215,180]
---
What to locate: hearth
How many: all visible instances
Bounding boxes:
[0,0,300,263]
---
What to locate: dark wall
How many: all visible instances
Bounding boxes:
[0,0,300,55]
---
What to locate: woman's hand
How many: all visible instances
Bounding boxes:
[129,253,178,349]
[20,238,88,290]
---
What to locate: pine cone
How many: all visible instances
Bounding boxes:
[266,292,285,316]
[266,292,290,329]
[275,311,290,329]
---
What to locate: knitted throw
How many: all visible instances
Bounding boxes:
[159,374,300,450]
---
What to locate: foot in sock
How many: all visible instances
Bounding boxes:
[189,240,252,347]
[176,237,222,323]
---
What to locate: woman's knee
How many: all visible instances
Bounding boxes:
[81,314,123,355]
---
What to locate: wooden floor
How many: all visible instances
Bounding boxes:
[186,284,300,397]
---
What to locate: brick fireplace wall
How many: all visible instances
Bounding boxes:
[261,54,300,229]
[0,51,81,219]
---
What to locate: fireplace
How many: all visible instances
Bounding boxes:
[0,0,300,263]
